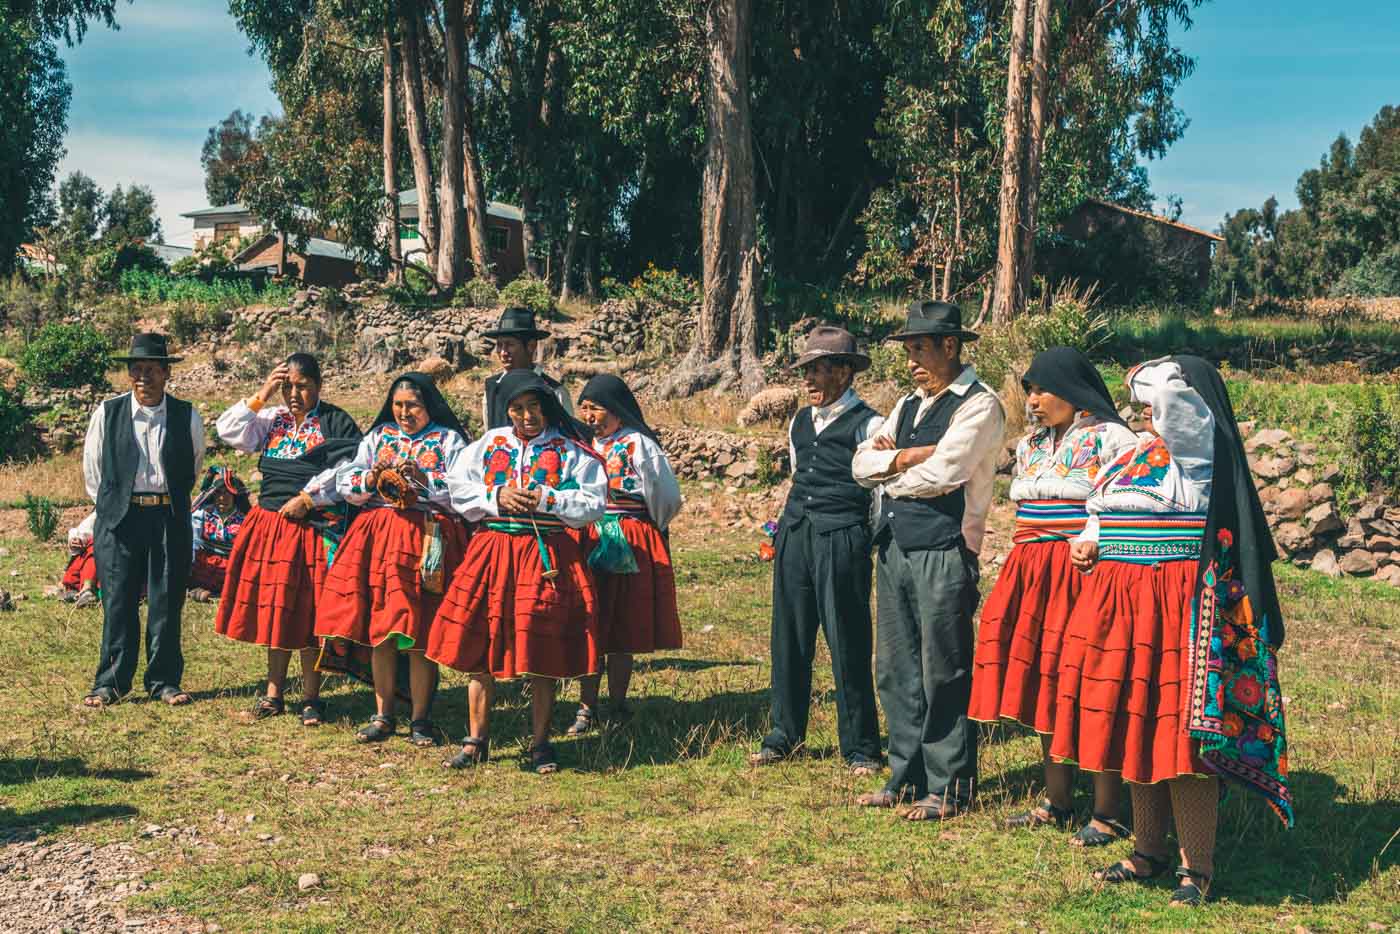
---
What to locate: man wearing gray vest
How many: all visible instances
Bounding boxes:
[852,302,1004,820]
[752,326,882,775]
[81,333,205,707]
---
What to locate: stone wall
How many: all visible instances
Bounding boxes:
[657,426,788,487]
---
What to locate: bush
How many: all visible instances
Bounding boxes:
[459,277,500,309]
[23,493,58,542]
[603,265,701,310]
[1330,245,1400,298]
[970,281,1109,392]
[167,304,232,344]
[83,241,166,288]
[499,275,554,316]
[117,268,293,309]
[20,322,112,390]
[0,384,33,461]
[1342,385,1400,499]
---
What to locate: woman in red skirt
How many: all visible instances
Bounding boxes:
[1056,357,1293,907]
[62,511,100,607]
[215,354,362,725]
[564,374,682,735]
[315,372,471,746]
[188,466,250,602]
[428,370,606,774]
[969,347,1137,845]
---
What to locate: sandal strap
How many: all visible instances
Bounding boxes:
[461,736,488,750]
[1174,867,1211,884]
[1132,850,1171,874]
[1092,813,1130,836]
[370,714,394,727]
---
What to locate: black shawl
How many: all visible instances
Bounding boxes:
[1174,355,1285,648]
[373,372,471,441]
[256,401,363,512]
[578,373,659,442]
[485,368,565,430]
[494,368,593,444]
[1021,346,1126,427]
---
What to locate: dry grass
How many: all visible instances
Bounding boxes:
[0,453,86,507]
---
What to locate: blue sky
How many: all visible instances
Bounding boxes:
[57,0,1400,245]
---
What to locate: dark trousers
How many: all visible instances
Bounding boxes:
[764,517,880,763]
[875,537,980,802]
[92,504,192,698]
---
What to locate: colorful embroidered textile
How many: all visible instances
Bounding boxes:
[1097,511,1206,563]
[1011,499,1089,544]
[346,424,455,501]
[194,507,246,558]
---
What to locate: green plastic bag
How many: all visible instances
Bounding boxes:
[588,514,639,574]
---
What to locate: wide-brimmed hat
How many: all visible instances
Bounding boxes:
[112,332,183,363]
[483,306,550,341]
[887,300,979,343]
[789,325,871,372]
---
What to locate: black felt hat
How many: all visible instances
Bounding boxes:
[113,332,183,363]
[483,306,550,341]
[887,300,979,343]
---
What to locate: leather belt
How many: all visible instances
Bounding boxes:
[130,493,171,507]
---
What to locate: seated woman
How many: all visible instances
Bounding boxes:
[1055,357,1292,907]
[188,466,251,602]
[566,374,683,734]
[967,347,1137,845]
[214,355,362,725]
[428,369,606,775]
[315,373,471,747]
[62,511,100,608]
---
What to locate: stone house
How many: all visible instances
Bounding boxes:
[231,234,361,288]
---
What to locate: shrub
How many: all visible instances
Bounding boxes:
[20,322,112,390]
[1330,245,1400,299]
[0,384,33,461]
[603,265,701,310]
[499,275,554,316]
[83,241,166,287]
[970,281,1109,392]
[1342,386,1400,499]
[23,493,58,542]
[459,277,500,309]
[87,298,142,351]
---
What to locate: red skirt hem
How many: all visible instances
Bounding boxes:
[215,507,328,651]
[589,516,683,655]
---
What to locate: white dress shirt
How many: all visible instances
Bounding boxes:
[786,386,884,468]
[83,393,206,500]
[852,364,1006,554]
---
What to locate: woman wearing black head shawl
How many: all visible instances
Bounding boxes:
[969,347,1139,846]
[214,354,362,726]
[561,374,684,735]
[314,372,472,748]
[426,369,606,775]
[1052,356,1293,909]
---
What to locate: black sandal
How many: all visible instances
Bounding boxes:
[250,695,284,720]
[1071,813,1131,847]
[447,736,490,769]
[1005,798,1074,830]
[300,699,326,727]
[408,718,440,747]
[355,715,395,743]
[1169,867,1211,907]
[1093,850,1171,884]
[565,706,595,736]
[530,742,559,775]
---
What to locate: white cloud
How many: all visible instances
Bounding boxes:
[114,1,246,37]
[58,130,213,246]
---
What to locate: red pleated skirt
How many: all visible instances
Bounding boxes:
[314,507,468,651]
[427,528,599,679]
[215,507,327,651]
[1049,558,1207,784]
[968,540,1080,732]
[590,516,683,655]
[190,550,230,594]
[63,546,99,591]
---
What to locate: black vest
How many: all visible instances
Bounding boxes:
[95,393,197,527]
[485,370,565,429]
[874,382,987,552]
[781,402,875,533]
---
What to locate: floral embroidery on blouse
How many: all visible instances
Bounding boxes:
[602,436,645,501]
[1017,421,1114,485]
[195,508,245,551]
[526,439,567,489]
[262,409,326,460]
[1108,436,1172,489]
[484,435,519,488]
[348,425,453,496]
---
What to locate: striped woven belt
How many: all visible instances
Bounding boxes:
[1012,499,1089,544]
[1098,511,1207,564]
[484,512,567,535]
[605,494,650,518]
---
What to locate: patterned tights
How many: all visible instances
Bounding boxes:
[1130,775,1219,880]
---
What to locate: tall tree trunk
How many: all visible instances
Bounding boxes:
[661,0,764,398]
[582,198,599,298]
[382,27,403,285]
[1018,0,1051,309]
[559,194,584,302]
[991,0,1031,323]
[460,2,491,282]
[435,0,466,290]
[400,8,437,275]
[519,183,541,279]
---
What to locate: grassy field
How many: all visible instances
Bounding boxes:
[1,512,1397,932]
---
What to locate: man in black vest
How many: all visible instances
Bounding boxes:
[481,306,573,430]
[81,333,205,707]
[751,326,883,774]
[852,302,1005,820]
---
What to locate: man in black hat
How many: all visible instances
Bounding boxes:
[751,326,883,775]
[81,333,205,707]
[481,306,573,429]
[852,301,1005,819]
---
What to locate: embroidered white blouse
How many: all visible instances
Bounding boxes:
[1078,360,1215,541]
[594,428,683,530]
[215,400,344,506]
[1009,415,1139,502]
[447,426,606,528]
[336,423,468,510]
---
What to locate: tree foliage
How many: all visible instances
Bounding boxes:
[201,108,265,206]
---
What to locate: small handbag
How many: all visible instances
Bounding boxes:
[588,514,639,574]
